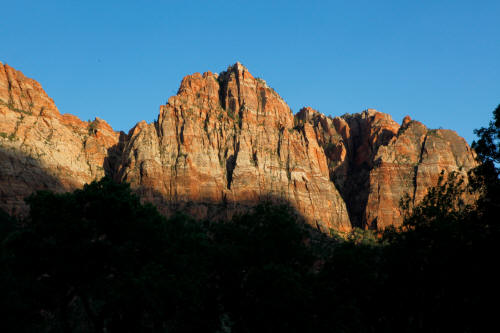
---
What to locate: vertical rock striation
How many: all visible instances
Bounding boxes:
[366,118,477,228]
[0,62,477,230]
[117,63,351,232]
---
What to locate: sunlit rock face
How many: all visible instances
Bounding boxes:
[0,62,477,231]
[0,63,120,216]
[298,108,476,229]
[116,63,351,233]
[365,120,477,229]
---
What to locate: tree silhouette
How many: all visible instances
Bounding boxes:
[0,104,499,332]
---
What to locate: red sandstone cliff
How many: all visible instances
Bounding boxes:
[296,108,476,229]
[0,62,477,231]
[0,63,120,215]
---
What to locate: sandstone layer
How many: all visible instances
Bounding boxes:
[0,62,477,231]
[0,63,120,215]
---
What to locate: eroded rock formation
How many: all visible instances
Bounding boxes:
[0,63,120,215]
[0,62,477,231]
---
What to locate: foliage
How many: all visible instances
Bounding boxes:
[208,203,315,332]
[471,103,500,217]
[227,108,235,120]
[398,170,471,229]
[0,178,217,332]
[88,119,99,136]
[0,97,33,115]
[472,104,500,165]
[379,104,500,332]
[0,105,499,332]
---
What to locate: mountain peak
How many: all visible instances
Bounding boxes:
[229,61,247,72]
[0,63,477,231]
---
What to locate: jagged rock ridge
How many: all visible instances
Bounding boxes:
[0,62,477,231]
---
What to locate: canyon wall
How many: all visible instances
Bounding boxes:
[0,63,119,215]
[0,62,477,231]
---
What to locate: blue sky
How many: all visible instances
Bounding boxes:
[1,0,499,143]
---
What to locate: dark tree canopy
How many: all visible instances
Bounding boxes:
[0,105,499,332]
[472,104,500,165]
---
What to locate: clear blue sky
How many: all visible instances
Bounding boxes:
[1,0,499,143]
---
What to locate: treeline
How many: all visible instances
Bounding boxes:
[0,105,499,332]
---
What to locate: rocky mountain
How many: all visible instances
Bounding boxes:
[0,62,477,232]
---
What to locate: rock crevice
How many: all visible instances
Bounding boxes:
[0,63,477,231]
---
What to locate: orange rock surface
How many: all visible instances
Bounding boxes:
[0,63,120,215]
[0,62,477,230]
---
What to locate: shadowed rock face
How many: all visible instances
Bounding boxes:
[0,62,477,230]
[297,109,477,229]
[0,63,120,215]
[116,63,351,233]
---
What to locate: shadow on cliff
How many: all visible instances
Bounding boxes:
[103,131,129,181]
[98,129,346,234]
[1,142,344,238]
[331,161,371,229]
[0,146,65,216]
[330,127,397,229]
[123,183,338,235]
